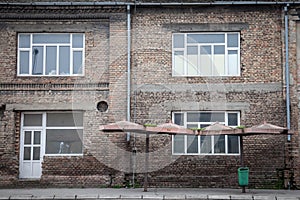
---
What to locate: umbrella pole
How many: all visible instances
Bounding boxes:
[240,136,246,193]
[144,132,149,192]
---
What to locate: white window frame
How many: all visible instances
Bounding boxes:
[172,32,240,77]
[17,33,85,76]
[172,111,240,155]
[21,112,84,156]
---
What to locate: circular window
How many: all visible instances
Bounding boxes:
[97,101,108,112]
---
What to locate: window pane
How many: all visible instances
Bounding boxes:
[227,33,239,47]
[187,135,198,154]
[46,129,83,154]
[24,131,31,145]
[214,135,225,153]
[173,34,184,48]
[174,51,184,75]
[187,113,200,122]
[228,50,238,75]
[24,147,31,160]
[34,131,41,145]
[213,45,225,75]
[24,114,42,126]
[187,46,198,75]
[200,46,211,75]
[228,135,239,154]
[73,51,83,74]
[32,46,43,75]
[228,113,238,126]
[187,124,198,129]
[200,136,212,154]
[173,135,184,154]
[46,46,57,75]
[33,147,40,160]
[47,113,83,127]
[174,113,184,126]
[187,34,225,44]
[33,34,70,44]
[19,34,30,48]
[59,46,70,75]
[20,51,30,74]
[72,34,83,48]
[200,112,225,122]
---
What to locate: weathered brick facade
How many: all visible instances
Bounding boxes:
[0,0,299,189]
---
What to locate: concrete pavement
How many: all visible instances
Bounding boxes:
[1,188,300,200]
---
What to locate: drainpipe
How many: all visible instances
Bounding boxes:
[127,4,131,142]
[284,5,291,141]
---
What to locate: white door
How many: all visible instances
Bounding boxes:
[19,130,43,179]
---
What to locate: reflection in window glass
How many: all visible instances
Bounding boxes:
[214,135,225,153]
[32,46,43,75]
[187,135,198,154]
[173,135,184,154]
[59,46,70,75]
[24,114,42,126]
[46,46,57,75]
[73,51,83,74]
[200,136,212,154]
[46,129,83,154]
[20,51,29,74]
[47,113,83,127]
[228,135,239,153]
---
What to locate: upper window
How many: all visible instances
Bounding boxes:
[172,111,240,155]
[172,32,240,76]
[18,33,85,76]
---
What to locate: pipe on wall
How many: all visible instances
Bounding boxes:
[127,4,131,141]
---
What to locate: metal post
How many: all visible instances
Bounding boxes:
[144,132,149,192]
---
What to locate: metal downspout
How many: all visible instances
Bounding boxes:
[284,5,291,141]
[127,4,131,141]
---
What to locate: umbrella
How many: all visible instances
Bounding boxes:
[243,122,289,135]
[100,120,195,192]
[196,122,243,135]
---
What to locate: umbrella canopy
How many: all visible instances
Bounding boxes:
[146,122,195,135]
[99,120,146,133]
[243,122,290,135]
[196,122,243,136]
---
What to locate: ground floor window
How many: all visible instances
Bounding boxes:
[172,111,240,155]
[22,112,84,155]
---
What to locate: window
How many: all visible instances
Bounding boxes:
[22,112,84,155]
[18,33,84,76]
[172,33,240,76]
[172,111,240,155]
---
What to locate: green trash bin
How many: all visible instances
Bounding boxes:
[238,167,249,186]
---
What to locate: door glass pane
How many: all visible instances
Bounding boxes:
[200,136,212,154]
[47,113,83,127]
[72,34,83,48]
[174,51,184,75]
[46,129,83,154]
[73,51,83,74]
[228,135,239,154]
[33,147,40,160]
[24,114,42,126]
[59,46,70,75]
[46,46,57,75]
[24,147,31,160]
[214,135,225,153]
[24,131,31,145]
[32,46,43,75]
[173,135,184,154]
[20,51,30,74]
[19,34,30,48]
[187,135,198,154]
[34,131,41,145]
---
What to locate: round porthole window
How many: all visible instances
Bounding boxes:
[97,101,108,112]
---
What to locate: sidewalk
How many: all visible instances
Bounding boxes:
[1,188,300,200]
